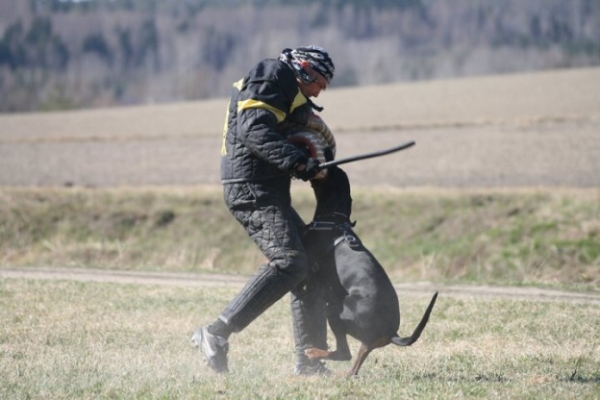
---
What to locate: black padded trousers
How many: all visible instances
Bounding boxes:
[219,181,327,357]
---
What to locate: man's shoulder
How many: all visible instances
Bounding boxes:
[248,58,295,86]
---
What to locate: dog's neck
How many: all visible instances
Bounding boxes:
[312,189,352,221]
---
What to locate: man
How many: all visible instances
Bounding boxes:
[192,46,335,375]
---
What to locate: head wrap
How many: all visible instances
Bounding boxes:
[279,46,335,84]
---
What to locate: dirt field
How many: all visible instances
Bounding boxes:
[1,67,599,188]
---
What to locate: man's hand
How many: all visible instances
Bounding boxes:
[294,158,321,181]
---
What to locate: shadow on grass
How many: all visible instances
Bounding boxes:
[413,372,600,384]
[566,372,600,384]
[413,372,508,383]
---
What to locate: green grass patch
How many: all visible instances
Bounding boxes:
[1,187,599,290]
[0,278,598,399]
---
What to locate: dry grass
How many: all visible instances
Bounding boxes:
[1,279,598,399]
[1,186,599,290]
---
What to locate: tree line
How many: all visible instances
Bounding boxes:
[0,0,598,112]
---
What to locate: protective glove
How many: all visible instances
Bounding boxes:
[293,158,321,181]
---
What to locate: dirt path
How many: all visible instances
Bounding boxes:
[1,267,598,305]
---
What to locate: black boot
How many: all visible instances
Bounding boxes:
[290,281,330,376]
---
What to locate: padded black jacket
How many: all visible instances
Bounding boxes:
[220,58,315,183]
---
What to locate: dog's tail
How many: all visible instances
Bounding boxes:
[391,292,438,347]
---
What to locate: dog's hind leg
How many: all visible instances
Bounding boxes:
[348,343,373,376]
[348,337,390,376]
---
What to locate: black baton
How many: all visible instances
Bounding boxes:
[319,141,416,169]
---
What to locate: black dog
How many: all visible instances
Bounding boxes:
[303,166,438,376]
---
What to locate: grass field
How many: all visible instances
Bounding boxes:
[1,185,599,398]
[1,279,599,400]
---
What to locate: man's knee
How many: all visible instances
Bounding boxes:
[272,250,310,286]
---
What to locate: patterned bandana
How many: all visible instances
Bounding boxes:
[279,46,335,84]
